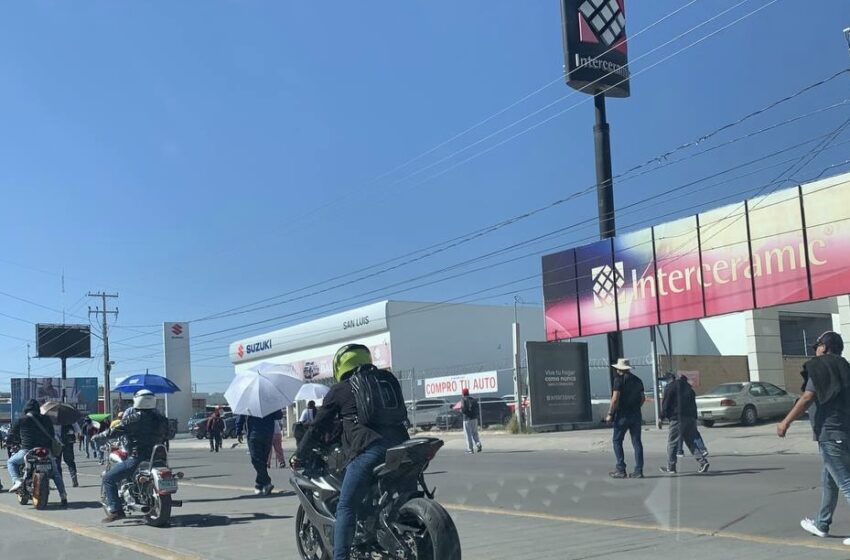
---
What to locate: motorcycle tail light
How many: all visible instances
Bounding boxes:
[138,475,150,484]
[34,448,49,458]
[158,470,173,479]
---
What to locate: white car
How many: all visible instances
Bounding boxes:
[696,382,798,427]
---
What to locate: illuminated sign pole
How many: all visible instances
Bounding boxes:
[560,0,630,389]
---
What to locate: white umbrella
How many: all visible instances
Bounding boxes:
[294,383,330,402]
[225,364,303,417]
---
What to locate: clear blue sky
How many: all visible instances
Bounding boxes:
[1,1,849,392]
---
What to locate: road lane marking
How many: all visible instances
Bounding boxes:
[0,503,202,560]
[444,503,848,552]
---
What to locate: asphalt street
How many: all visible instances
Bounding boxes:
[2,432,850,560]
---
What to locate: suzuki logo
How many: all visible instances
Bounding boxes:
[171,324,184,336]
[591,261,625,308]
[237,344,244,359]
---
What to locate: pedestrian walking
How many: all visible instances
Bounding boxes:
[606,358,645,479]
[659,373,709,474]
[777,331,850,543]
[300,400,317,425]
[236,408,283,495]
[268,417,286,468]
[677,426,709,458]
[460,388,482,454]
[207,407,225,453]
[55,421,81,487]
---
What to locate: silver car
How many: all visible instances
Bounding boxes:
[696,381,798,427]
[406,399,453,431]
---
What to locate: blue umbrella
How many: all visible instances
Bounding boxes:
[114,373,181,394]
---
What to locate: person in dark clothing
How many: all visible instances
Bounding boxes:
[659,373,710,474]
[207,407,225,453]
[236,409,283,495]
[7,399,68,506]
[295,344,409,560]
[96,390,170,523]
[606,359,646,479]
[460,388,482,453]
[56,421,81,487]
[778,331,850,543]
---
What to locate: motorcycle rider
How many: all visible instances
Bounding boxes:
[294,344,409,560]
[97,389,169,523]
[6,399,68,507]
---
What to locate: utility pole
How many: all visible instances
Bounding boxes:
[88,292,118,415]
[844,27,850,55]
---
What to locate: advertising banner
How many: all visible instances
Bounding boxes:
[541,171,850,339]
[10,377,98,422]
[542,249,581,340]
[576,239,619,336]
[698,202,755,316]
[748,189,809,308]
[613,227,658,329]
[526,341,591,426]
[423,371,499,399]
[560,0,630,97]
[164,322,192,431]
[803,175,850,299]
[653,216,704,324]
[36,324,91,359]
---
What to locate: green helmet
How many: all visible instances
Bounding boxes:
[333,344,372,382]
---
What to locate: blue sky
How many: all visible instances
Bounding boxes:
[1,0,849,392]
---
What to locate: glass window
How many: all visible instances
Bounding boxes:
[705,383,744,395]
[749,384,768,397]
[764,383,787,396]
[779,313,834,356]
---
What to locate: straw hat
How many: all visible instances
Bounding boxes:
[611,358,632,371]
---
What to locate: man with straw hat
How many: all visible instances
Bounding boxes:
[605,358,645,479]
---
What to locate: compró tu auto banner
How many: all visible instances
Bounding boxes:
[542,171,850,340]
[423,371,499,399]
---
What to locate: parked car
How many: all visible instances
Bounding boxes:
[191,412,238,439]
[406,399,453,431]
[187,412,207,432]
[436,397,513,430]
[501,394,529,413]
[696,381,798,427]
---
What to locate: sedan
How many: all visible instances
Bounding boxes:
[435,398,513,430]
[696,382,798,427]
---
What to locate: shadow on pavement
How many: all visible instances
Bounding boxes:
[184,474,231,481]
[483,450,537,455]
[64,500,104,510]
[168,512,293,528]
[187,491,295,504]
[683,467,784,477]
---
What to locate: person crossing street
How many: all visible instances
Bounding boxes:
[460,388,482,454]
[659,373,710,475]
[207,407,225,453]
[606,359,645,479]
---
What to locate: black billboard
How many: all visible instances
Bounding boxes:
[527,341,591,426]
[36,324,91,359]
[560,0,630,98]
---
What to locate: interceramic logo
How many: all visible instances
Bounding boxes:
[591,261,625,307]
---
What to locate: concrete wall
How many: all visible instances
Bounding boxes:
[783,356,808,394]
[658,354,750,395]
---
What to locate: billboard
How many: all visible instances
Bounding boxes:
[560,0,630,97]
[542,172,850,339]
[36,324,91,359]
[10,377,98,422]
[526,341,592,426]
[423,371,499,399]
[164,322,193,432]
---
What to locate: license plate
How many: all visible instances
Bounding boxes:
[35,464,52,473]
[701,412,713,417]
[157,478,178,491]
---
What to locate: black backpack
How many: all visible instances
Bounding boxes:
[348,366,408,427]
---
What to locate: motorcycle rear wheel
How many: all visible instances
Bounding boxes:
[16,490,29,506]
[295,505,329,559]
[145,493,172,527]
[32,473,50,510]
[396,498,461,560]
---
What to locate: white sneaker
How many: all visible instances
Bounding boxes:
[801,518,827,538]
[842,537,850,546]
[8,480,22,493]
[253,488,262,495]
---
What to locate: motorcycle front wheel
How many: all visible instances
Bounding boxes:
[396,498,461,560]
[295,505,330,559]
[145,493,172,527]
[16,490,29,506]
[32,473,50,510]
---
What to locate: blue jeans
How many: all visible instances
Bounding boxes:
[612,412,644,473]
[8,448,67,497]
[677,430,708,455]
[815,440,850,533]
[102,456,140,513]
[334,443,388,560]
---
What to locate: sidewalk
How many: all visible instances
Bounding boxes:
[169,421,818,456]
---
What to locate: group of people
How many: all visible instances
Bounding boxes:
[607,330,850,546]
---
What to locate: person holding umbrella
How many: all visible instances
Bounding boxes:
[236,410,282,495]
[41,401,83,488]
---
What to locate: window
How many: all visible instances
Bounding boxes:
[779,313,834,356]
[749,384,768,397]
[764,383,787,396]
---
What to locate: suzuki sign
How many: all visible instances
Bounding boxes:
[543,172,850,339]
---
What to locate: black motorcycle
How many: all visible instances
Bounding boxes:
[8,443,55,510]
[290,437,461,560]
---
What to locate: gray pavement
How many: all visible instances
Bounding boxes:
[1,424,849,559]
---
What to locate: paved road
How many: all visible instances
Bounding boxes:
[1,433,849,559]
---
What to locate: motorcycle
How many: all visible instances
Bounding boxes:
[99,438,183,527]
[290,437,461,559]
[8,442,55,510]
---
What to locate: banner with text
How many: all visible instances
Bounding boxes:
[542,172,850,339]
[423,371,499,399]
[526,341,591,426]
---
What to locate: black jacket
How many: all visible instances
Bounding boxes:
[297,367,409,465]
[661,377,698,421]
[461,396,479,421]
[236,410,283,439]
[108,409,169,458]
[9,402,54,449]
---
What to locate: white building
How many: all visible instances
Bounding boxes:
[229,300,545,401]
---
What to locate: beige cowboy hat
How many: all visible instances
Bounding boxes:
[611,358,633,371]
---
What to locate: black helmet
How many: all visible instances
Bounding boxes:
[23,399,40,414]
[814,331,844,356]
